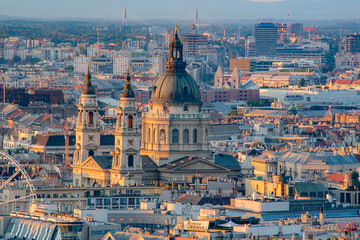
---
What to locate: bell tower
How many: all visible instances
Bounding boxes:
[110,69,143,186]
[73,66,101,166]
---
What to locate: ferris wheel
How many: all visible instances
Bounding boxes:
[0,150,36,209]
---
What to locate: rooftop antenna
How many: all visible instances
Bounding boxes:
[80,30,84,55]
[287,9,291,21]
[96,28,101,44]
[194,7,199,26]
[123,5,127,26]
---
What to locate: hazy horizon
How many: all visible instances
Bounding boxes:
[1,0,360,22]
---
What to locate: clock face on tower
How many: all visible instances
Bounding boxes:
[128,139,134,146]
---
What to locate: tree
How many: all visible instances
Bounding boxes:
[298,78,306,87]
[228,109,237,116]
[65,65,74,71]
[12,56,21,62]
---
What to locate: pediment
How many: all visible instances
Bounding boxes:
[171,159,229,172]
[79,157,103,170]
[85,143,98,149]
[125,148,138,153]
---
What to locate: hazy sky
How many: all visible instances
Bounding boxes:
[1,0,360,21]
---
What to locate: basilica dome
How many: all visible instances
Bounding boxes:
[150,25,201,105]
[151,70,201,104]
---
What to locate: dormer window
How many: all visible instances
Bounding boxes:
[183,86,188,97]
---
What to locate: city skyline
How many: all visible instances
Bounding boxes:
[1,0,360,21]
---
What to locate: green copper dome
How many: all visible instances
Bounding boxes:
[150,24,201,105]
[151,71,201,104]
[287,104,297,115]
[349,170,359,179]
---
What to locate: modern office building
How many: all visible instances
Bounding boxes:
[254,22,278,57]
[276,47,325,66]
[289,23,303,37]
[181,33,208,57]
[346,33,360,54]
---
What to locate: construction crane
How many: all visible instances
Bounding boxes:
[278,23,287,44]
[305,27,318,41]
[96,28,101,44]
[93,28,103,57]
[64,121,70,167]
[93,44,102,58]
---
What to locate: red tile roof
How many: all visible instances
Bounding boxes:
[321,173,345,185]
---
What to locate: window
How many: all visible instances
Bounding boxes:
[88,111,94,125]
[147,128,151,142]
[128,155,134,167]
[127,115,133,128]
[88,150,94,157]
[184,105,188,111]
[172,129,179,143]
[193,129,198,143]
[183,129,189,143]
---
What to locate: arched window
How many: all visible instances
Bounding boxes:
[193,129,198,143]
[184,105,188,111]
[88,150,94,157]
[128,155,134,167]
[88,112,94,125]
[183,129,189,143]
[127,115,133,128]
[172,129,179,144]
[153,128,157,143]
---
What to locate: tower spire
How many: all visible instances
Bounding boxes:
[121,66,134,98]
[82,64,95,94]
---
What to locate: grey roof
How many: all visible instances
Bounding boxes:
[280,151,359,165]
[175,193,232,206]
[92,156,112,169]
[211,102,232,114]
[31,135,76,147]
[209,124,241,141]
[294,182,328,194]
[214,154,241,169]
[141,155,158,170]
[31,134,113,147]
[158,156,229,173]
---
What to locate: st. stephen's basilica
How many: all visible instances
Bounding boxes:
[72,26,240,187]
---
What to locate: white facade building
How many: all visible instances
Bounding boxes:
[113,56,129,76]
[74,56,90,73]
